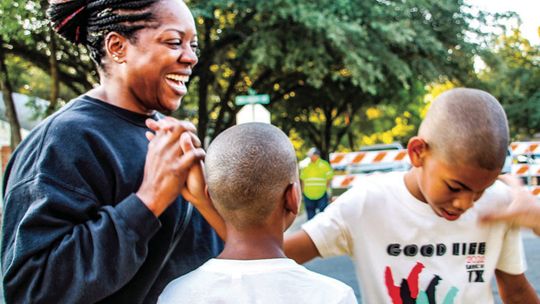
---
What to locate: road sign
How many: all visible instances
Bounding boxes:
[236,104,271,124]
[235,94,270,106]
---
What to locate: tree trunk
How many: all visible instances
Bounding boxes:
[197,75,209,146]
[347,131,356,151]
[0,39,22,149]
[47,30,59,116]
[322,105,334,161]
[196,17,215,147]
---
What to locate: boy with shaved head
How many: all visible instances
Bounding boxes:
[285,88,539,303]
[158,123,357,304]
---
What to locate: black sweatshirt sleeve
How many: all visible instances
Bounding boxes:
[2,175,161,303]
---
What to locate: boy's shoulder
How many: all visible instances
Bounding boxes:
[295,265,358,302]
[158,258,357,303]
[294,262,353,289]
[344,171,407,202]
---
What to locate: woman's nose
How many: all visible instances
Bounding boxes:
[179,46,198,66]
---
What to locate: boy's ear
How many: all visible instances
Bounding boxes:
[284,182,300,216]
[407,136,428,167]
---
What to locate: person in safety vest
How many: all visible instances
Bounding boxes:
[300,148,334,219]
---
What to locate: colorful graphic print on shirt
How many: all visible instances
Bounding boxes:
[384,242,487,304]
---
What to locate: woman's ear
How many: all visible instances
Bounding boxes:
[407,136,428,168]
[105,32,128,64]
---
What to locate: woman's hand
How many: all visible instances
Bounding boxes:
[145,117,209,205]
[136,118,204,216]
[144,117,227,239]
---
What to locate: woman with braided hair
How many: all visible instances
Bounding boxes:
[1,0,222,303]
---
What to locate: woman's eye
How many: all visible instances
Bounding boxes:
[447,185,460,193]
[167,40,182,46]
[191,44,200,55]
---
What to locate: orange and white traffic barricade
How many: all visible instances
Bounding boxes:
[529,186,540,198]
[330,149,410,169]
[512,165,540,199]
[511,164,540,178]
[510,141,540,198]
[509,141,540,155]
[330,149,410,200]
[331,175,359,189]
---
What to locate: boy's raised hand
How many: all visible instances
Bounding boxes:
[146,117,226,240]
[480,175,540,236]
[178,132,208,207]
[145,117,207,205]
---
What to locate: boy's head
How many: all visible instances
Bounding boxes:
[407,88,509,221]
[205,123,300,230]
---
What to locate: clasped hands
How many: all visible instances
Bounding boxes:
[136,116,211,217]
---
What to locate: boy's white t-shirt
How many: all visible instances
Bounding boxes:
[158,258,357,304]
[302,172,526,304]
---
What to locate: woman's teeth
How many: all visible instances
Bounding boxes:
[166,74,189,84]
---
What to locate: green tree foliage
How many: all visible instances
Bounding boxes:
[2,0,483,156]
[0,37,21,148]
[478,28,540,138]
[0,1,95,102]
[186,0,478,157]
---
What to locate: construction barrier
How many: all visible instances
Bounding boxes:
[332,173,540,198]
[510,141,540,191]
[330,149,409,169]
[330,141,540,198]
[331,175,360,189]
[510,141,539,155]
[530,186,540,197]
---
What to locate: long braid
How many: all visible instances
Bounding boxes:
[47,0,160,66]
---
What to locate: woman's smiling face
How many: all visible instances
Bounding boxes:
[122,0,198,113]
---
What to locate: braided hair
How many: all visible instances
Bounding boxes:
[47,0,160,66]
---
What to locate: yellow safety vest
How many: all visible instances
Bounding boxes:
[300,158,334,200]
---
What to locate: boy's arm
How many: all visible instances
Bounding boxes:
[495,270,540,304]
[146,117,227,241]
[284,230,320,264]
[178,133,226,240]
[480,175,540,236]
[182,159,227,241]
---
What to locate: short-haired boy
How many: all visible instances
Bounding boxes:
[285,88,539,303]
[158,123,357,304]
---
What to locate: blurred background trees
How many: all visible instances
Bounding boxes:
[1,0,538,158]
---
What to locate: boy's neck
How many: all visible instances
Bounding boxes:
[218,226,286,260]
[404,169,427,203]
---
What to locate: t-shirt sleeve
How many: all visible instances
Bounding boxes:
[495,226,527,275]
[337,288,359,304]
[301,185,367,257]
